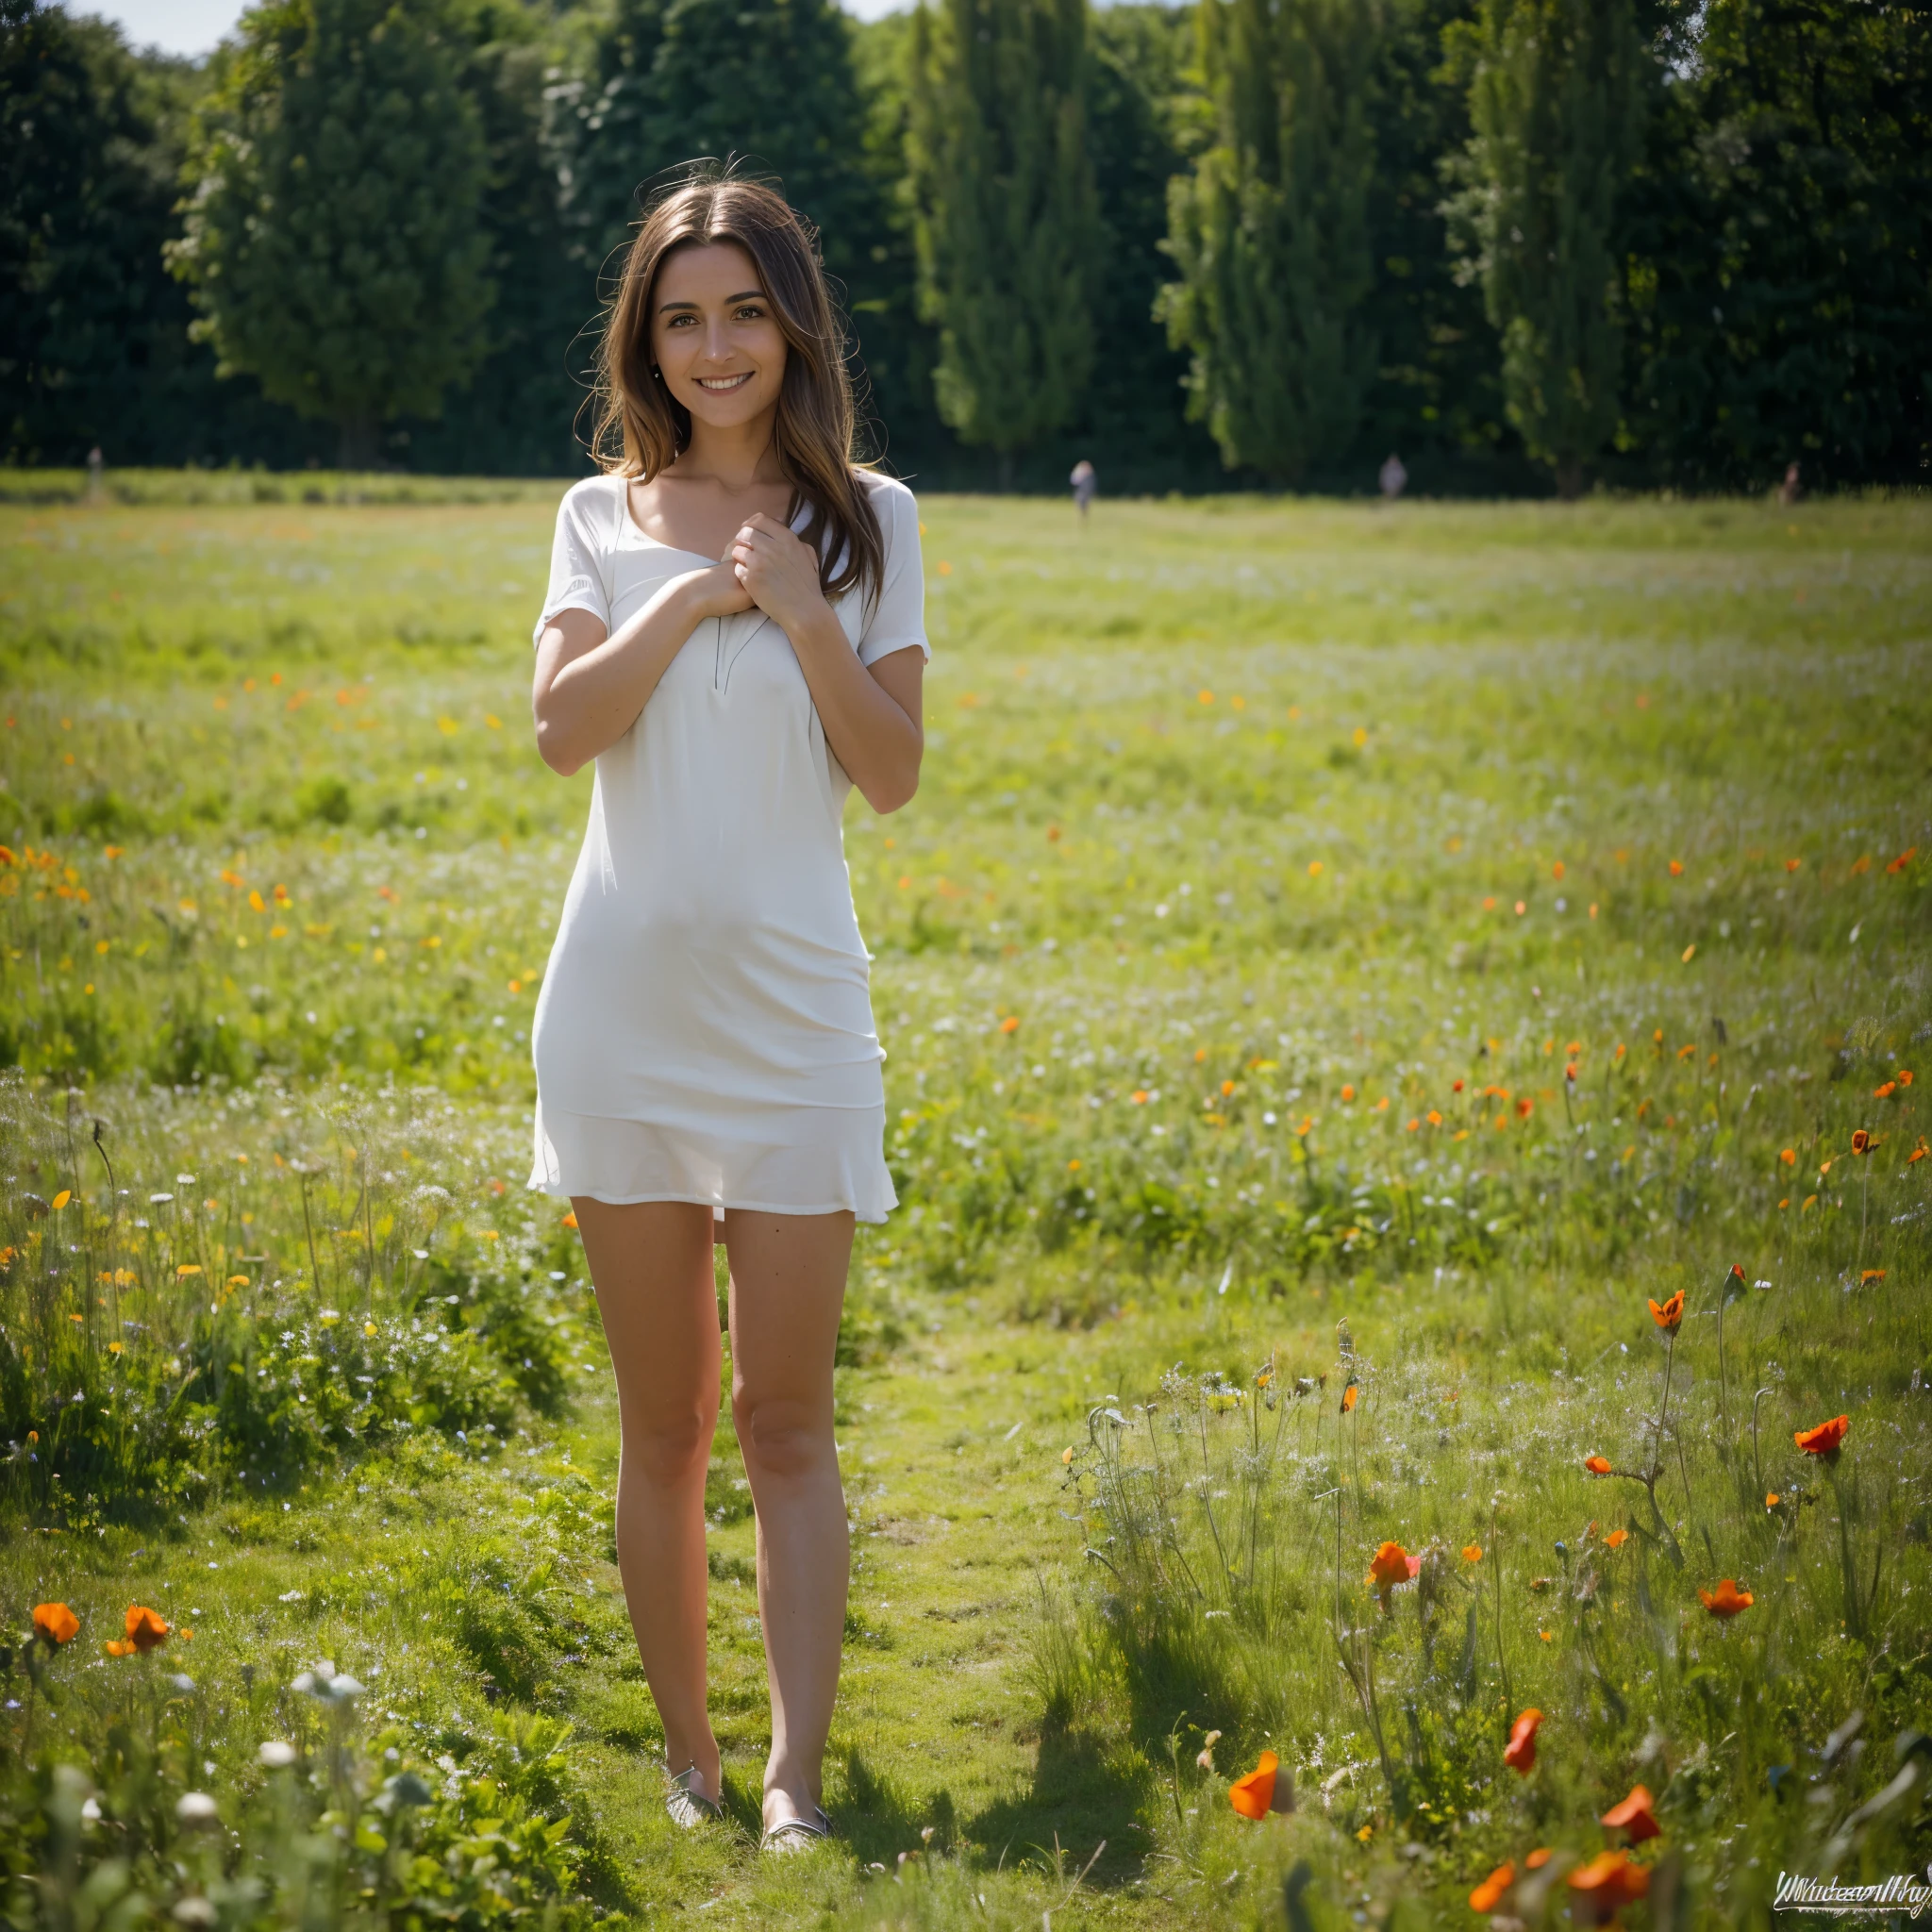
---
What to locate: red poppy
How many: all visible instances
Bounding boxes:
[1503,1707,1541,1774]
[32,1603,78,1646]
[1794,1415,1849,1457]
[1367,1541,1412,1595]
[1228,1750,1279,1820]
[1647,1292,1684,1333]
[1584,1456,1612,1475]
[1569,1851,1650,1924]
[1601,1784,1661,1841]
[1698,1579,1753,1618]
[1469,1863,1515,1912]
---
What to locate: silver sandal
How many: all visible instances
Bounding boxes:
[664,1763,722,1829]
[760,1803,832,1854]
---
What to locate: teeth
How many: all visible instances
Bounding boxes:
[698,375,750,390]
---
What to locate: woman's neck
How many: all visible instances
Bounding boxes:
[676,408,785,491]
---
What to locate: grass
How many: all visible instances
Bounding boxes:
[0,481,1927,1927]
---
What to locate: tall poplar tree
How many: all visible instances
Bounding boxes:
[1444,0,1646,495]
[1158,0,1381,482]
[170,0,493,469]
[907,0,1101,482]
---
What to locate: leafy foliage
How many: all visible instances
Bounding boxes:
[169,0,495,466]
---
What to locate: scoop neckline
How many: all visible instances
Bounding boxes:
[615,475,803,564]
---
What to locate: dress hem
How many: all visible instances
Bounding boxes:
[527,1179,889,1225]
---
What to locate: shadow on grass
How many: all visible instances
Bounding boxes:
[958,1721,1153,1888]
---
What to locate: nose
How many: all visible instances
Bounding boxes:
[701,316,737,362]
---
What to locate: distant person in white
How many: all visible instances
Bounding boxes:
[1379,452,1407,500]
[527,171,926,1854]
[1070,458,1096,518]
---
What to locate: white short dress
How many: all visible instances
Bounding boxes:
[525,469,926,1224]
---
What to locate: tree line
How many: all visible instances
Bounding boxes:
[4,0,1926,493]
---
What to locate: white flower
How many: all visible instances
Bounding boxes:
[258,1740,297,1768]
[175,1790,219,1824]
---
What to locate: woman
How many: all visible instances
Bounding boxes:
[526,171,926,1852]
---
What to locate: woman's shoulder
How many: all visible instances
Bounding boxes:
[855,468,917,518]
[557,472,626,536]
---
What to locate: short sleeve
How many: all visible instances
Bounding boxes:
[857,479,929,669]
[532,478,616,649]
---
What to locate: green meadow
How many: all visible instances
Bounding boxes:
[0,484,1928,1928]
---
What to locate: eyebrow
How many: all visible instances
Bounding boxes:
[658,290,766,313]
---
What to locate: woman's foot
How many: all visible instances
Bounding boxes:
[759,1798,831,1855]
[664,1761,723,1829]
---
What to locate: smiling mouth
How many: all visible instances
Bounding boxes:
[696,374,754,391]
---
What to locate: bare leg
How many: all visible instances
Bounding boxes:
[574,1197,723,1805]
[723,1208,853,1831]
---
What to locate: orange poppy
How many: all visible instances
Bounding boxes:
[1462,1544,1483,1563]
[1874,1082,1896,1098]
[1601,1784,1661,1841]
[1668,860,1684,876]
[1886,846,1917,874]
[1647,1292,1684,1332]
[1503,1707,1541,1774]
[1228,1750,1279,1820]
[32,1602,78,1646]
[1698,1579,1753,1618]
[1850,1129,1872,1156]
[1765,1491,1779,1509]
[1525,1849,1553,1871]
[1516,1096,1534,1118]
[1452,1078,1464,1092]
[560,1210,578,1229]
[1794,1415,1848,1457]
[1469,1863,1515,1912]
[1341,1381,1358,1413]
[1341,1084,1356,1102]
[999,1016,1020,1034]
[1778,1147,1795,1166]
[124,1604,169,1651]
[1569,1851,1650,1924]
[1604,1528,1629,1549]
[1910,1141,1928,1166]
[1584,1455,1612,1475]
[1367,1541,1413,1592]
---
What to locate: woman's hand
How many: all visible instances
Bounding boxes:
[730,512,830,634]
[681,558,757,621]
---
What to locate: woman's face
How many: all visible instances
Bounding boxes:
[649,241,788,433]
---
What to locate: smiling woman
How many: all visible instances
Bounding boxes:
[525,165,928,1858]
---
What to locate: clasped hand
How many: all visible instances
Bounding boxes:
[677,512,829,634]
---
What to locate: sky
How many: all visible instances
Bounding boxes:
[79,0,908,54]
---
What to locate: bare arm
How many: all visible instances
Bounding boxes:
[531,560,750,776]
[730,514,925,814]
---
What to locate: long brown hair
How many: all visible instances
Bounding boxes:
[591,165,883,608]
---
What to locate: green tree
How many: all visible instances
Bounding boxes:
[170,0,494,469]
[1624,0,1932,490]
[1444,0,1647,496]
[908,0,1101,482]
[1158,0,1382,482]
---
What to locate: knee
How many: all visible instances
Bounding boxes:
[624,1404,711,1491]
[733,1394,830,1484]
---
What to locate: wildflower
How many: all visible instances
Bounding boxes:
[1341,1084,1356,1102]
[1698,1579,1753,1618]
[1516,1096,1533,1118]
[1525,1849,1553,1871]
[1131,1089,1149,1105]
[1469,1863,1515,1913]
[1061,1447,1074,1465]
[1000,1016,1020,1034]
[1585,1456,1612,1475]
[1601,1784,1661,1842]
[1901,1070,1915,1086]
[1886,846,1916,874]
[33,1602,78,1646]
[1196,1728,1223,1772]
[1874,1082,1896,1098]
[561,1210,578,1229]
[1503,1708,1541,1774]
[1681,944,1696,963]
[1341,1381,1358,1414]
[1569,1850,1649,1923]
[1461,1544,1482,1563]
[1228,1750,1281,1819]
[1647,1291,1684,1332]
[1367,1541,1414,1596]
[1910,1140,1927,1165]
[1604,1529,1629,1549]
[1779,1148,1796,1166]
[1860,1269,1886,1284]
[1850,1130,1872,1156]
[1452,1078,1464,1092]
[1668,860,1683,876]
[1426,1109,1442,1126]
[1794,1415,1848,1457]
[107,1605,169,1656]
